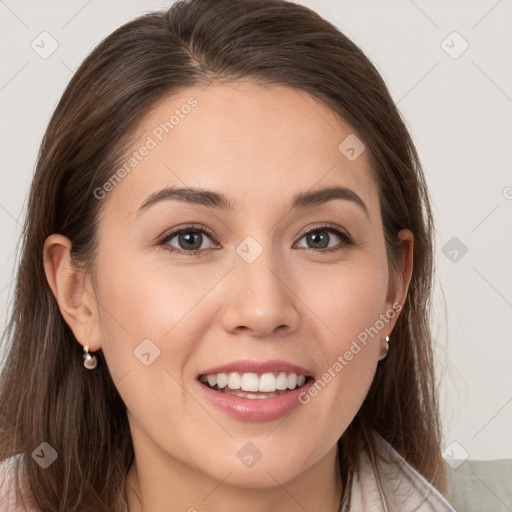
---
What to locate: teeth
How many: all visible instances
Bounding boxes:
[201,371,308,393]
[287,373,297,390]
[258,373,276,392]
[216,372,228,388]
[276,372,288,390]
[226,373,239,389]
[240,373,259,392]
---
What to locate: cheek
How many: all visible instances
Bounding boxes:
[91,257,198,441]
[293,254,388,428]
[91,249,228,424]
[297,253,389,350]
[93,250,215,357]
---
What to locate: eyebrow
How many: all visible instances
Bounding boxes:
[137,185,369,218]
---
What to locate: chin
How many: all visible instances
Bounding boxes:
[196,449,308,489]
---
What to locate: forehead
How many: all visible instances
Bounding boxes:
[103,81,378,218]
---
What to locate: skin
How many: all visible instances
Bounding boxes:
[43,81,413,512]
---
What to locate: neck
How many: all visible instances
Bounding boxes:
[124,445,343,512]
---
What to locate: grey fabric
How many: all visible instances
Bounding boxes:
[445,459,512,511]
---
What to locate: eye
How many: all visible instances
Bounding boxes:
[295,224,353,252]
[158,223,353,257]
[158,224,218,256]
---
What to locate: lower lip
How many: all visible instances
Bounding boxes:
[197,380,313,422]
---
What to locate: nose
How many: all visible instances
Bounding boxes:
[220,242,300,338]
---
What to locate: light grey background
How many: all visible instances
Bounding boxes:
[1,0,511,461]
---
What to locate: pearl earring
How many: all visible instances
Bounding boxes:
[83,345,98,370]
[378,335,390,361]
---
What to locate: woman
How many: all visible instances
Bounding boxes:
[0,0,455,510]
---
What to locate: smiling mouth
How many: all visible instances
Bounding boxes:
[198,371,311,399]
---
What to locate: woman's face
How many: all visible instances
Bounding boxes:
[64,82,411,491]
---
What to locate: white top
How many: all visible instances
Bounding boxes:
[1,435,455,511]
[345,432,455,511]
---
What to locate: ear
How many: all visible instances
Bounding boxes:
[43,234,102,351]
[382,228,414,335]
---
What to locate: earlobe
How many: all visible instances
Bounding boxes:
[43,234,101,351]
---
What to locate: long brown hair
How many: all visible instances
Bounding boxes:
[0,1,447,510]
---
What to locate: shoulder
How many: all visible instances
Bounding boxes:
[347,433,456,512]
[0,456,37,512]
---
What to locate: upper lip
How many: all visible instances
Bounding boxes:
[198,359,314,378]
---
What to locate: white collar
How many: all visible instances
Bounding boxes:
[344,432,455,512]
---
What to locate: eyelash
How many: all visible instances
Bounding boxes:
[157,223,353,257]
